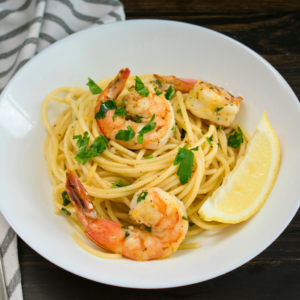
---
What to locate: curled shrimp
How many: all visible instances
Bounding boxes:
[65,169,188,261]
[153,74,242,127]
[94,68,175,150]
[185,81,243,127]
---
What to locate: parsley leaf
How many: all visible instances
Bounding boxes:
[135,76,149,97]
[146,227,151,232]
[111,180,129,188]
[174,144,194,185]
[135,116,143,123]
[182,216,188,221]
[137,191,148,203]
[228,127,244,148]
[73,132,108,164]
[177,109,181,114]
[125,231,130,238]
[121,225,128,229]
[206,137,213,147]
[165,85,175,100]
[215,107,224,112]
[115,126,135,141]
[217,125,223,130]
[189,221,195,227]
[95,100,117,119]
[155,88,162,96]
[181,128,186,139]
[121,99,125,106]
[62,191,71,206]
[191,146,199,151]
[86,77,103,95]
[61,208,71,216]
[171,124,176,133]
[145,154,153,159]
[156,80,163,88]
[113,107,126,122]
[137,114,156,144]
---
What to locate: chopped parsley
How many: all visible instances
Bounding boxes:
[121,225,128,229]
[137,114,156,144]
[95,100,117,119]
[125,231,130,238]
[113,107,126,121]
[215,107,224,112]
[206,137,213,147]
[62,191,71,206]
[177,109,181,114]
[137,191,148,203]
[181,128,186,139]
[191,146,199,151]
[156,80,163,88]
[146,227,151,232]
[228,127,244,148]
[61,207,71,216]
[171,124,176,133]
[217,125,223,130]
[86,77,103,95]
[135,76,149,97]
[155,88,162,96]
[135,116,143,123]
[73,132,108,164]
[111,180,124,188]
[165,85,175,100]
[189,221,195,227]
[145,154,153,159]
[115,126,135,141]
[173,144,194,185]
[201,130,205,135]
[182,216,188,221]
[121,99,125,106]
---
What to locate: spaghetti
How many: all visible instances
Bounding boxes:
[42,73,249,259]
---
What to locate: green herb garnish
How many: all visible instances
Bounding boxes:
[137,191,148,203]
[165,85,175,100]
[61,208,71,216]
[95,100,117,119]
[173,144,194,185]
[113,107,126,122]
[146,227,151,232]
[189,221,195,227]
[121,225,128,229]
[135,76,149,97]
[181,128,186,139]
[62,191,70,206]
[191,146,199,151]
[206,137,213,147]
[115,126,135,141]
[121,99,125,106]
[86,77,103,95]
[155,88,162,96]
[156,80,163,88]
[171,124,176,133]
[137,114,156,144]
[145,154,153,159]
[111,180,123,188]
[135,116,143,123]
[228,127,243,148]
[125,231,130,238]
[182,216,188,221]
[215,107,224,112]
[177,109,181,114]
[73,132,108,164]
[217,126,223,130]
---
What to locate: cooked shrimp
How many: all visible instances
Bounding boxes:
[95,68,175,150]
[154,74,197,93]
[185,81,243,127]
[65,169,188,261]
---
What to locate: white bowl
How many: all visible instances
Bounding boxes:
[0,20,299,289]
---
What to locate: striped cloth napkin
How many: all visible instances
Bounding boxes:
[0,0,125,299]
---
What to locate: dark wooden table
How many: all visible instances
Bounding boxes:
[19,1,300,299]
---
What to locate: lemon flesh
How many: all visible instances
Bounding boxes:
[199,111,280,224]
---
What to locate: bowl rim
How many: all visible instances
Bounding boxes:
[0,19,299,289]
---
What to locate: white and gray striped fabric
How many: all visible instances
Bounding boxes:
[0,0,125,298]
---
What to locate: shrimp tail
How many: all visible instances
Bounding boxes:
[94,68,131,114]
[65,169,97,229]
[154,74,197,93]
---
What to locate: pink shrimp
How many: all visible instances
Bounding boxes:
[94,68,175,150]
[65,169,188,261]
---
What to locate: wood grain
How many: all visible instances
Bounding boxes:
[18,1,300,299]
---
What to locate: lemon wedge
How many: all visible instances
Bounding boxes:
[199,111,280,224]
